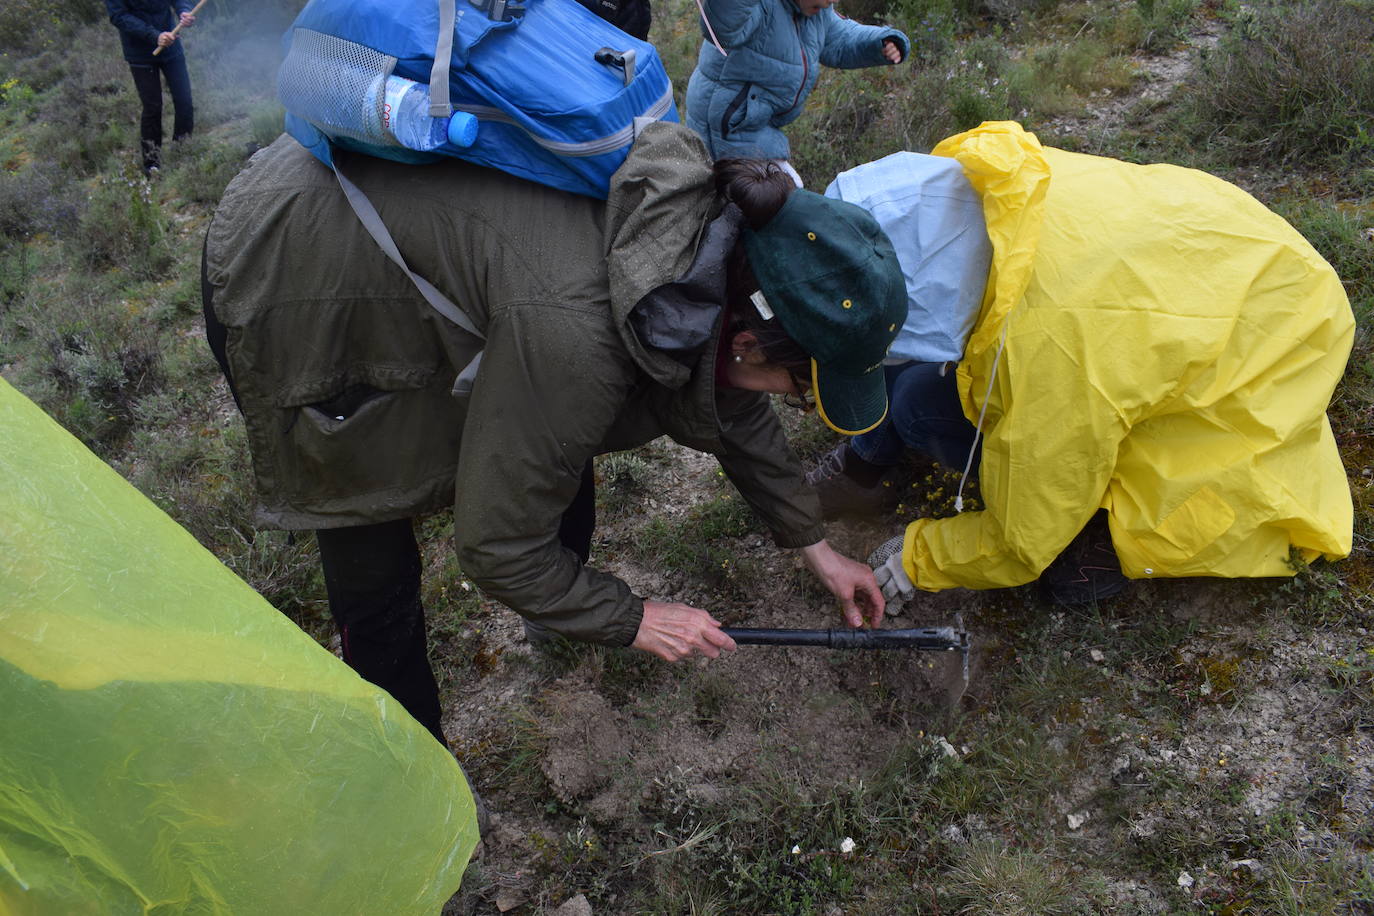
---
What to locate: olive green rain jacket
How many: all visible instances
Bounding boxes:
[899,121,1354,590]
[203,123,822,646]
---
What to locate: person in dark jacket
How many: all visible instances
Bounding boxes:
[202,123,907,745]
[105,0,196,173]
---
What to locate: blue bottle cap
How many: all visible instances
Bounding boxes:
[446,112,478,148]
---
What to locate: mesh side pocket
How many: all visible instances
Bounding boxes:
[279,29,401,148]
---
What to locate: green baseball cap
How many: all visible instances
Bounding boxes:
[743,190,907,435]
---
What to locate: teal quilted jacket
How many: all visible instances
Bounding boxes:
[684,0,908,159]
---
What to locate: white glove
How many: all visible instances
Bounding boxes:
[868,534,914,605]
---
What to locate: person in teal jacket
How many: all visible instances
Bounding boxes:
[685,0,908,162]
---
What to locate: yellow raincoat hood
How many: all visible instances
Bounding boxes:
[901,122,1354,590]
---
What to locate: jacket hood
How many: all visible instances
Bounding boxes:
[604,122,722,389]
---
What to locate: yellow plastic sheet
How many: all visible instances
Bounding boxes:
[0,378,477,915]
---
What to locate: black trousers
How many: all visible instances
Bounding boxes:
[316,520,444,742]
[203,265,595,746]
[313,470,595,747]
[129,55,193,170]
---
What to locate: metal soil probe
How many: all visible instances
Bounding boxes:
[722,614,971,685]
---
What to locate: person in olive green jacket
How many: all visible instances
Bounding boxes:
[201,122,905,744]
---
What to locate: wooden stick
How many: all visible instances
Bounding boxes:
[152,0,210,56]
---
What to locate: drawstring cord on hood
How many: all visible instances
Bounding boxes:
[695,0,729,57]
[954,320,1009,513]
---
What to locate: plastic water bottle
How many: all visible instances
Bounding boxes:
[364,75,478,151]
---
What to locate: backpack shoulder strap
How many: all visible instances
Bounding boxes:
[427,0,455,117]
[330,157,486,396]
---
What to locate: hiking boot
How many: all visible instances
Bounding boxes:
[804,442,893,519]
[1039,510,1129,605]
[141,140,162,175]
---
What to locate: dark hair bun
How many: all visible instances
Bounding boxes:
[714,159,796,230]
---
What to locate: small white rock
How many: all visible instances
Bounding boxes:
[791,845,801,855]
[1177,871,1194,888]
[1089,649,1105,663]
[1067,812,1088,830]
[935,736,958,758]
[839,837,856,854]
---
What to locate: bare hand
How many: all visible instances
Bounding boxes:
[157,31,177,48]
[799,540,885,628]
[632,601,737,662]
[178,11,196,27]
[882,39,903,64]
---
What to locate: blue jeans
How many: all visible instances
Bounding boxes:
[850,362,981,472]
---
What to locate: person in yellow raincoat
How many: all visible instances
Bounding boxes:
[816,122,1354,603]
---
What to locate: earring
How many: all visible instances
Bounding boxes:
[733,355,743,363]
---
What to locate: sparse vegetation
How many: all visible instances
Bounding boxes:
[2,0,1371,912]
[1187,0,1374,174]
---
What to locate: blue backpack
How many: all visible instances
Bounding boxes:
[279,0,679,199]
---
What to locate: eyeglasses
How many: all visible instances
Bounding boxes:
[782,371,815,413]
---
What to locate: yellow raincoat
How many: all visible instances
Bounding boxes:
[900,122,1354,590]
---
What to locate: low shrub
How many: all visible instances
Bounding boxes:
[0,76,38,128]
[4,46,68,94]
[1188,0,1374,169]
[0,163,81,242]
[249,101,285,149]
[72,167,173,277]
[27,27,140,175]
[1017,36,1136,100]
[5,272,166,450]
[790,68,897,181]
[165,133,250,204]
[0,0,103,55]
[1125,0,1197,52]
[0,243,31,311]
